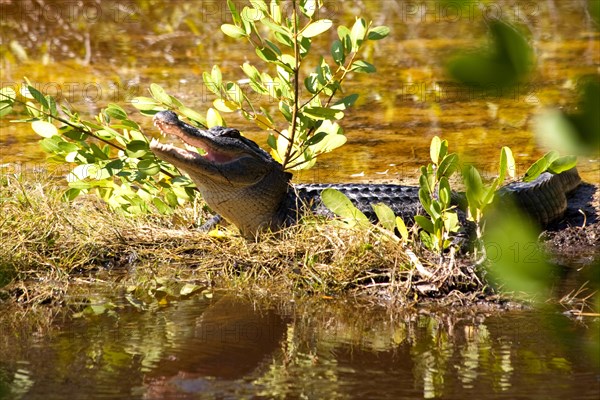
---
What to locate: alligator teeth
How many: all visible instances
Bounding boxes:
[150,137,161,147]
[153,120,167,137]
[184,143,200,153]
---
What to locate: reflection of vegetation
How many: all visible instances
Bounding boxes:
[4,296,595,398]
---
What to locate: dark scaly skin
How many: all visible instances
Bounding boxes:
[150,111,581,238]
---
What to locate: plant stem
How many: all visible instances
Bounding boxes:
[282,0,300,170]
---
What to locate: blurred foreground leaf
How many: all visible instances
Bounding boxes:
[446,19,534,89]
[535,76,600,155]
[483,203,555,302]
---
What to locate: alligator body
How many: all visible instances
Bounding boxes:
[150,111,581,238]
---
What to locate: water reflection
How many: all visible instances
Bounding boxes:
[0,294,598,399]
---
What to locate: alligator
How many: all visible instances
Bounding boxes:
[149,110,582,239]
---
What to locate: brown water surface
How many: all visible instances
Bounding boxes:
[0,293,599,399]
[0,0,598,183]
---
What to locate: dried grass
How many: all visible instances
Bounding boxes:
[0,172,488,310]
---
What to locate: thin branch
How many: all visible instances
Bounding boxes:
[282,0,300,169]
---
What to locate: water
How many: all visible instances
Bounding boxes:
[0,0,598,183]
[0,1,599,398]
[0,294,598,399]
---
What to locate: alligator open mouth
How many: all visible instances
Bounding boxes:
[150,111,241,164]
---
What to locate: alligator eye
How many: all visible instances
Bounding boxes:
[209,126,241,139]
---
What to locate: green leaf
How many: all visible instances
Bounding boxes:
[256,46,279,62]
[179,106,207,127]
[350,18,367,51]
[367,26,390,40]
[305,132,327,147]
[227,0,241,25]
[332,94,358,110]
[213,99,240,112]
[337,25,352,53]
[300,0,317,18]
[395,216,409,242]
[372,203,396,231]
[131,96,159,111]
[126,140,149,158]
[498,146,515,183]
[303,107,344,120]
[27,85,49,109]
[444,211,460,233]
[241,62,261,82]
[419,231,435,250]
[138,159,161,176]
[321,188,369,226]
[105,104,127,120]
[542,150,560,165]
[210,65,222,87]
[302,20,333,38]
[31,120,58,138]
[149,84,172,106]
[274,31,294,47]
[447,20,533,89]
[104,159,124,175]
[430,136,442,164]
[206,108,223,127]
[350,60,376,73]
[221,24,246,39]
[57,141,79,153]
[523,157,548,182]
[437,153,458,179]
[180,283,202,296]
[260,17,290,36]
[249,0,267,12]
[39,136,64,153]
[267,133,277,150]
[304,73,319,94]
[418,187,432,216]
[62,188,82,201]
[331,40,345,65]
[202,72,220,96]
[415,215,434,234]
[152,197,172,214]
[463,164,484,203]
[0,87,16,117]
[548,155,577,174]
[271,1,282,23]
[490,19,533,78]
[241,6,263,21]
[439,177,451,208]
[310,132,346,155]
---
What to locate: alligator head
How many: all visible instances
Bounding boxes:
[150,111,292,238]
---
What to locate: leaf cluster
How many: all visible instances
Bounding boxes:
[216,0,389,170]
[414,136,461,253]
[1,81,197,216]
